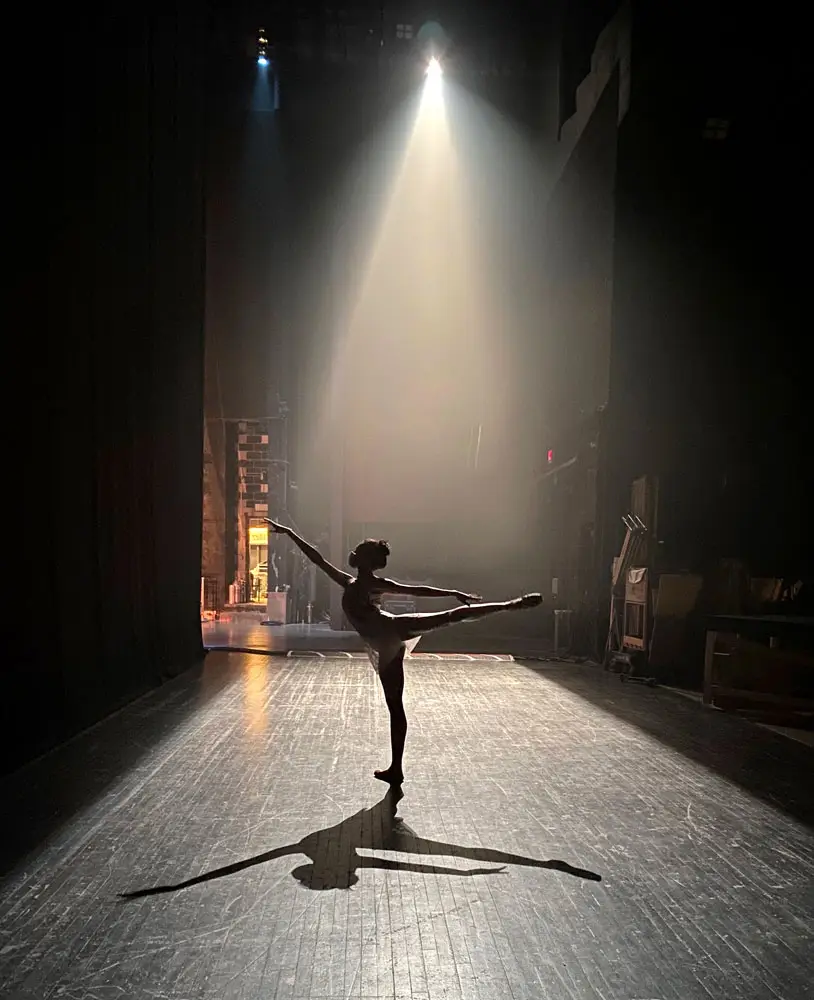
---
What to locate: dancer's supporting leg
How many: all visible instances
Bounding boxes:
[376,646,407,785]
[396,593,542,637]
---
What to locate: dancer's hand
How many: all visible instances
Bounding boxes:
[264,518,289,535]
[455,592,483,605]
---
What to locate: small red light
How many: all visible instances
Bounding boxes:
[547,449,554,464]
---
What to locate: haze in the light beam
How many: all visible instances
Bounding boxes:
[301,59,548,565]
[317,65,508,527]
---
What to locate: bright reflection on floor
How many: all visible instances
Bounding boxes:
[241,658,269,735]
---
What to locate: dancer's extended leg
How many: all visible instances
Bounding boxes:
[395,593,542,638]
[376,647,407,785]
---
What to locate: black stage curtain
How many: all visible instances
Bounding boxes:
[5,6,208,772]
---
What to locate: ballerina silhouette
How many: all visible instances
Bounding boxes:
[120,788,600,896]
[265,519,542,786]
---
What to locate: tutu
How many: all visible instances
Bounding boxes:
[363,634,422,674]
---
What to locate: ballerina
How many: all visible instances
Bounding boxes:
[265,519,542,785]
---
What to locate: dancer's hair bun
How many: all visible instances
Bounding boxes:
[350,538,390,571]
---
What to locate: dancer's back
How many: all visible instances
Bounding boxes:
[342,576,392,639]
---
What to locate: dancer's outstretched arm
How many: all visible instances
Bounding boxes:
[378,578,482,604]
[265,519,352,588]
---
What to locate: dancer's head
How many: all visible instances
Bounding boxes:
[348,538,390,572]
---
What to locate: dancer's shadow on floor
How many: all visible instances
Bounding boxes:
[120,788,601,896]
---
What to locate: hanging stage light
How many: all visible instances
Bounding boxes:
[257,27,269,67]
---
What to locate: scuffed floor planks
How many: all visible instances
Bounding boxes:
[1,654,812,999]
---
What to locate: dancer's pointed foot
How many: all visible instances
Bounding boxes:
[374,766,404,786]
[519,592,543,608]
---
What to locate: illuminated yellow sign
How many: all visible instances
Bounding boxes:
[249,526,268,547]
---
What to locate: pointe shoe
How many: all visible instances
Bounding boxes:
[520,592,543,608]
[374,767,404,786]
